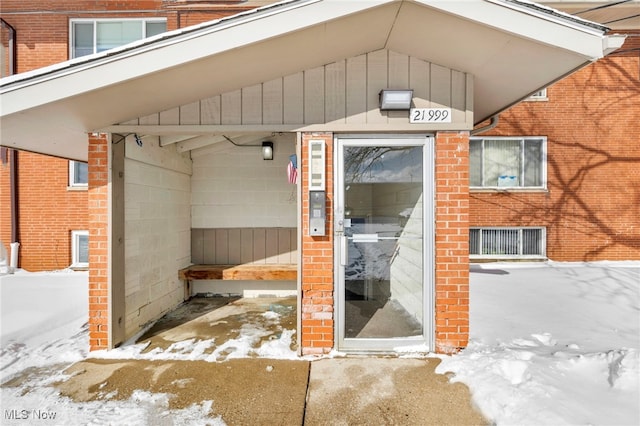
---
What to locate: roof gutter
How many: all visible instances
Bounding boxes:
[471,114,499,136]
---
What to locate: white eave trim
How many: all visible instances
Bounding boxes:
[420,0,614,59]
[0,0,407,95]
[0,0,319,92]
[491,0,610,33]
[603,34,627,56]
[1,0,616,94]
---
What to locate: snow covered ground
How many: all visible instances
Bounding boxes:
[437,262,639,425]
[1,261,639,425]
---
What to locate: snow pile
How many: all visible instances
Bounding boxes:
[437,262,640,426]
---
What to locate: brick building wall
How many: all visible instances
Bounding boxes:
[0,152,89,271]
[470,51,640,261]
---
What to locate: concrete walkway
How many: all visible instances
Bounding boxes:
[57,356,487,425]
[53,298,487,424]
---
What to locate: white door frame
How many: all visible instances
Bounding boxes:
[333,134,435,353]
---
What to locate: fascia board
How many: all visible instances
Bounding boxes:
[0,0,393,116]
[416,0,610,59]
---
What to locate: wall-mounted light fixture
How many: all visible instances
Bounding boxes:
[262,141,274,160]
[223,135,274,160]
[379,89,413,111]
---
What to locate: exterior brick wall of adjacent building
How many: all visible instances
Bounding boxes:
[470,51,640,261]
[0,151,88,271]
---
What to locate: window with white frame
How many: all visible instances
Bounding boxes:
[470,227,546,258]
[70,18,167,59]
[69,161,88,187]
[526,88,548,101]
[71,230,89,268]
[470,137,546,189]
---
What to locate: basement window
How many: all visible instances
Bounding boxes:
[470,227,546,259]
[70,18,167,59]
[71,230,89,269]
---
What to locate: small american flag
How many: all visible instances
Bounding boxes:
[287,154,298,184]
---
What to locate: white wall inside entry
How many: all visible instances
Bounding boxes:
[123,137,192,338]
[190,133,297,228]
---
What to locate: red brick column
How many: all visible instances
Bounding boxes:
[88,134,109,351]
[434,131,470,354]
[300,132,334,355]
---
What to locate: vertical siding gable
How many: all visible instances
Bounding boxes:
[366,49,388,123]
[263,78,284,125]
[304,66,326,124]
[283,72,304,123]
[142,50,472,128]
[200,96,221,125]
[325,60,346,124]
[346,54,368,123]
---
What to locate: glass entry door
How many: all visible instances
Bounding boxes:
[335,136,433,352]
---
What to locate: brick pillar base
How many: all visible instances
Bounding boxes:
[88,134,109,351]
[434,131,470,354]
[300,132,334,355]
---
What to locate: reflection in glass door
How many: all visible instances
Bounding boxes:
[336,136,433,352]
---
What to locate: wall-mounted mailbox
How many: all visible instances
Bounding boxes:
[309,190,326,236]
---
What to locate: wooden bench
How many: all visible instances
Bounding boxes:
[179,264,297,281]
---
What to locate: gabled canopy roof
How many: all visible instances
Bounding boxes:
[0,0,625,161]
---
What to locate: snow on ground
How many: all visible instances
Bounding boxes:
[436,261,640,426]
[1,261,639,425]
[0,271,226,425]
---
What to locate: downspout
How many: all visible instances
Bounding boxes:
[9,151,19,272]
[1,18,17,77]
[470,114,499,136]
[1,18,19,271]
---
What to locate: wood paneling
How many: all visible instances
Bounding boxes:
[191,227,297,264]
[179,264,297,281]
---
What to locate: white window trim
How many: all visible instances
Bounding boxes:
[526,88,548,101]
[69,18,167,59]
[68,160,88,189]
[71,230,89,268]
[470,136,547,190]
[470,227,547,259]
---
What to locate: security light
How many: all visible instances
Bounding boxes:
[379,89,413,110]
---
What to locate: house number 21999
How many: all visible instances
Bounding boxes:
[410,108,452,123]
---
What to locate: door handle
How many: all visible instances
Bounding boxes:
[340,235,348,266]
